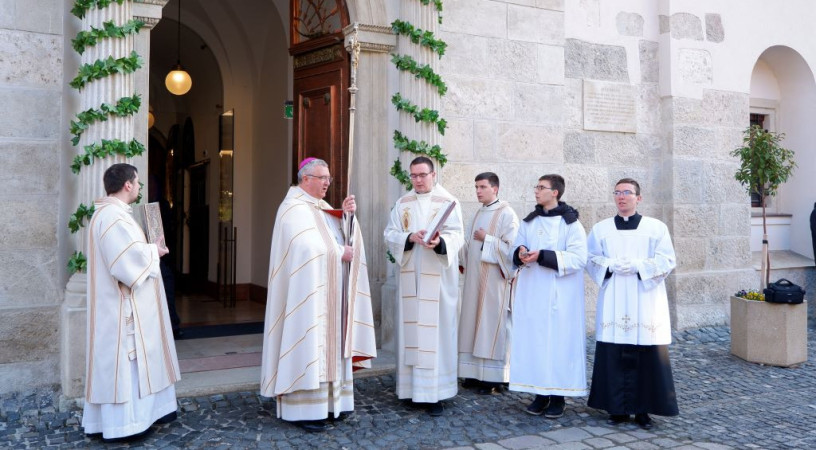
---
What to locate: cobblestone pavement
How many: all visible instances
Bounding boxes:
[2,324,816,449]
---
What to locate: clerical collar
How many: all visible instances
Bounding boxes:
[296,186,320,204]
[614,213,642,230]
[483,199,499,208]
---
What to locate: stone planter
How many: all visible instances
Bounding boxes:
[730,296,807,367]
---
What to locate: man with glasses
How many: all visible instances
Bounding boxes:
[260,157,376,432]
[585,178,678,430]
[458,172,519,395]
[509,174,588,419]
[384,156,465,416]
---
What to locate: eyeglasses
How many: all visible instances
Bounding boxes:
[534,185,554,191]
[305,174,333,184]
[613,190,636,197]
[409,172,433,180]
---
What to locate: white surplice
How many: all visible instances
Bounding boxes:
[458,200,518,383]
[260,186,376,421]
[508,214,588,397]
[82,196,180,439]
[585,216,676,345]
[384,184,464,403]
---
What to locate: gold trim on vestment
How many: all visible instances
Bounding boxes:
[269,227,316,283]
[279,323,319,361]
[280,358,319,393]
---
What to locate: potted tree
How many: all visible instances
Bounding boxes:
[729,125,804,367]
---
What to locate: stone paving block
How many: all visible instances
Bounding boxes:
[540,427,592,443]
[627,441,660,449]
[604,432,638,444]
[651,437,684,447]
[584,437,615,448]
[545,442,592,449]
[475,443,506,450]
[497,434,556,449]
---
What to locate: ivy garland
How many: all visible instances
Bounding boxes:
[389,1,448,191]
[67,0,145,273]
[72,20,145,55]
[70,51,143,90]
[418,0,444,24]
[390,54,447,96]
[70,94,141,145]
[391,93,447,135]
[391,20,446,57]
[68,203,96,233]
[71,139,146,174]
[71,0,125,19]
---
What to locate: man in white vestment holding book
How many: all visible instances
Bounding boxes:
[260,158,376,433]
[384,156,464,417]
[82,163,180,442]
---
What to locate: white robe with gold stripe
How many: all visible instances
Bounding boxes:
[260,187,376,421]
[83,196,180,438]
[458,200,518,383]
[384,185,464,403]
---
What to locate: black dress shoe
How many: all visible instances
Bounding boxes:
[427,402,444,417]
[634,413,653,430]
[173,329,184,339]
[155,411,178,424]
[543,396,565,419]
[296,420,332,432]
[607,414,629,425]
[525,395,550,416]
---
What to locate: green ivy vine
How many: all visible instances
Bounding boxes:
[389,1,448,192]
[68,203,96,233]
[68,0,145,273]
[71,139,146,174]
[72,20,144,54]
[391,93,447,135]
[419,0,444,23]
[71,0,125,19]
[391,20,447,57]
[390,54,447,96]
[70,94,141,145]
[70,51,143,90]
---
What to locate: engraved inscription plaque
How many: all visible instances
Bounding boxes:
[583,80,637,133]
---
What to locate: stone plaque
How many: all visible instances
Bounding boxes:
[583,80,637,133]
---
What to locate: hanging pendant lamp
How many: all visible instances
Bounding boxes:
[165,0,192,95]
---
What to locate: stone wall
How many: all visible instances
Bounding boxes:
[0,0,64,393]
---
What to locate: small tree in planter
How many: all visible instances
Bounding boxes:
[731,125,797,290]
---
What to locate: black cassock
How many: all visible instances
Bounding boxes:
[587,213,679,417]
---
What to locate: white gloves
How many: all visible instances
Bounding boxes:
[611,258,637,275]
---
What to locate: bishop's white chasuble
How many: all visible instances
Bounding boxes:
[260,187,376,421]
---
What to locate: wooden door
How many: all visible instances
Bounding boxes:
[290,0,349,208]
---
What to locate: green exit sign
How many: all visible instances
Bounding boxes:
[284,101,293,119]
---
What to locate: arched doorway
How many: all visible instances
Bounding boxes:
[748,46,816,259]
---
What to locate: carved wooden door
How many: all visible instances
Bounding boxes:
[291,0,349,207]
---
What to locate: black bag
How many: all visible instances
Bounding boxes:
[764,278,806,304]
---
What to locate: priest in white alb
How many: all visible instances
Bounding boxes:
[260,158,376,433]
[83,163,180,442]
[458,172,518,395]
[384,156,464,417]
[509,174,587,419]
[585,178,678,431]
